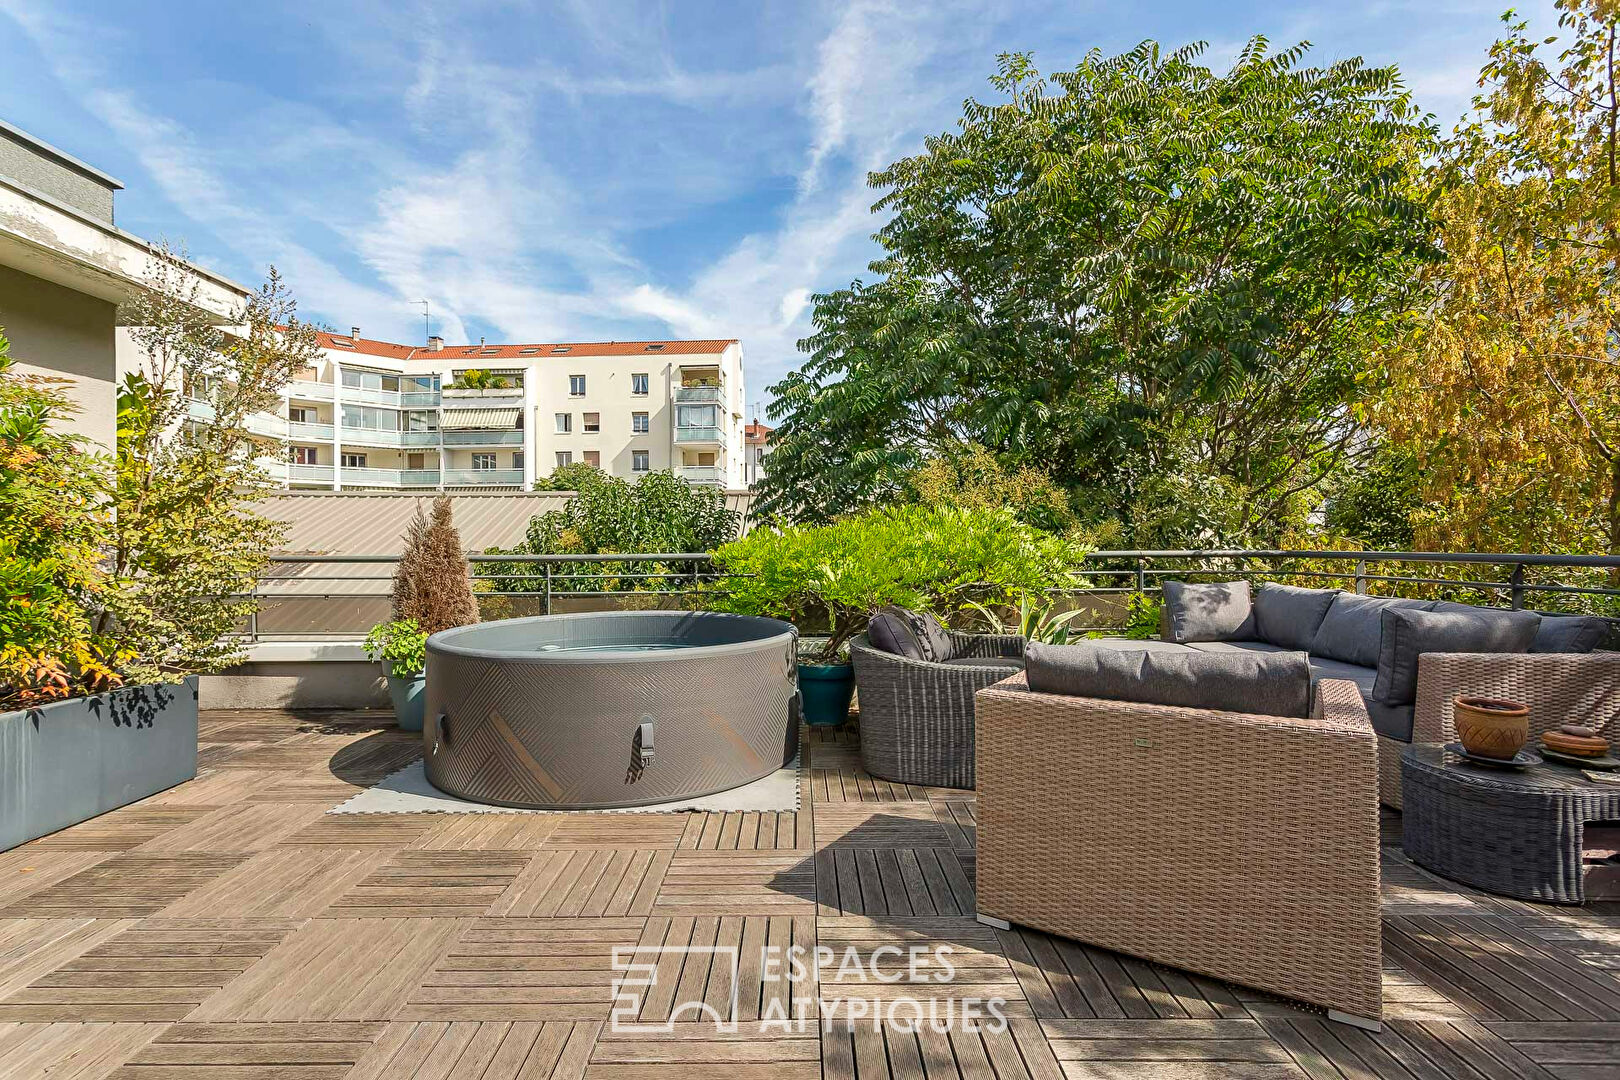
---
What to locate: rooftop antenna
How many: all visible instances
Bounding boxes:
[413,299,430,345]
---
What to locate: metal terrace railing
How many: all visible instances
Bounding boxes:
[241,548,1620,641]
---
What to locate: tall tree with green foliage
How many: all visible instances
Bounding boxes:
[760,40,1437,544]
[1375,0,1620,560]
[102,245,323,681]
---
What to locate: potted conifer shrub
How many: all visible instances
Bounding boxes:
[368,495,479,730]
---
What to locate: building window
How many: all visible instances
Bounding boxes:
[288,406,315,424]
[290,446,319,465]
[512,452,524,471]
[583,412,600,433]
[472,453,497,470]
[632,412,649,434]
[555,412,572,434]
[555,451,572,468]
[632,372,649,395]
[632,450,650,472]
[569,375,586,396]
[584,450,600,468]
[407,453,427,470]
[341,452,367,469]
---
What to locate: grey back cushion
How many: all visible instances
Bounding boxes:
[1026,641,1311,718]
[1373,606,1541,706]
[1530,614,1610,654]
[1310,594,1436,668]
[1160,580,1256,643]
[867,606,952,662]
[1253,583,1340,650]
[867,609,924,660]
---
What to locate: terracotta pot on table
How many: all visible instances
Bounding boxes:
[1454,696,1530,759]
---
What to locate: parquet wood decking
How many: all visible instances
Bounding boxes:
[0,706,1615,1079]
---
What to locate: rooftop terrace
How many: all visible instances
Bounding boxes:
[2,708,1616,1079]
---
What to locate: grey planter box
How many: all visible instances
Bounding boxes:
[0,676,199,852]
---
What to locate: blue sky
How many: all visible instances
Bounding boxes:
[0,0,1556,412]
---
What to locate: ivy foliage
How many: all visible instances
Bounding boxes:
[758,40,1437,544]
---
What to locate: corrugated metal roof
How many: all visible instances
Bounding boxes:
[440,408,520,430]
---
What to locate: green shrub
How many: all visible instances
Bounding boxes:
[709,505,1083,660]
[364,619,429,679]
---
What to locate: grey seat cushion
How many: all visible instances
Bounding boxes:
[942,656,1025,670]
[1303,655,1414,742]
[1185,640,1292,655]
[1374,606,1540,706]
[1160,580,1257,643]
[1253,583,1340,650]
[1086,637,1201,654]
[1025,641,1310,718]
[1309,594,1437,668]
[1530,614,1610,653]
[867,606,953,662]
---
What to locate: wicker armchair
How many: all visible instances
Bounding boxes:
[851,631,1025,789]
[1379,651,1620,809]
[974,672,1383,1028]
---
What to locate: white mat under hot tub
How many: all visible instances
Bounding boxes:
[329,755,801,815]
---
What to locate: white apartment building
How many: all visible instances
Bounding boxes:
[249,330,747,491]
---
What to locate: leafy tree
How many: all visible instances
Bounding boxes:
[1375,0,1620,560]
[760,41,1437,544]
[487,470,738,593]
[904,442,1078,533]
[392,496,479,634]
[0,328,119,707]
[532,460,604,491]
[101,246,323,682]
[709,505,1082,660]
[1319,443,1425,550]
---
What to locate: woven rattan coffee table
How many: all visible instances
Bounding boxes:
[1402,744,1620,904]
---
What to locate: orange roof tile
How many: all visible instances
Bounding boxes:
[314,330,735,362]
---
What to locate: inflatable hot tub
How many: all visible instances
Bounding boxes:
[423,611,798,809]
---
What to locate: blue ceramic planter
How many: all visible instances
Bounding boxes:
[387,673,427,732]
[797,662,854,726]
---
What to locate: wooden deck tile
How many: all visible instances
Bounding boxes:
[346,1019,600,1079]
[675,810,809,850]
[324,850,533,917]
[158,847,392,918]
[133,802,327,852]
[0,919,302,1021]
[0,850,114,907]
[813,803,953,849]
[815,846,974,917]
[0,853,248,918]
[186,917,463,1021]
[415,813,563,850]
[544,816,690,850]
[494,850,673,918]
[0,1022,165,1080]
[0,919,137,999]
[277,814,441,847]
[653,851,815,916]
[592,1020,820,1079]
[18,806,223,852]
[400,918,644,1022]
[107,1021,384,1077]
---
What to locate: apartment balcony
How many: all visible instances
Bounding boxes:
[442,468,525,487]
[286,463,335,485]
[674,425,722,445]
[341,466,441,488]
[187,398,287,439]
[287,420,335,441]
[678,465,724,486]
[442,387,523,406]
[441,429,525,446]
[339,426,440,448]
[285,380,334,402]
[673,385,722,404]
[285,381,442,409]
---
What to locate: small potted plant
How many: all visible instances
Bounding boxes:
[370,495,481,730]
[364,619,429,731]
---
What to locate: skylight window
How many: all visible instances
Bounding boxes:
[552,347,571,354]
[645,344,666,351]
[519,348,540,355]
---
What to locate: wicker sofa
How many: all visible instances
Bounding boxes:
[1139,583,1620,808]
[851,630,1025,789]
[974,671,1384,1028]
